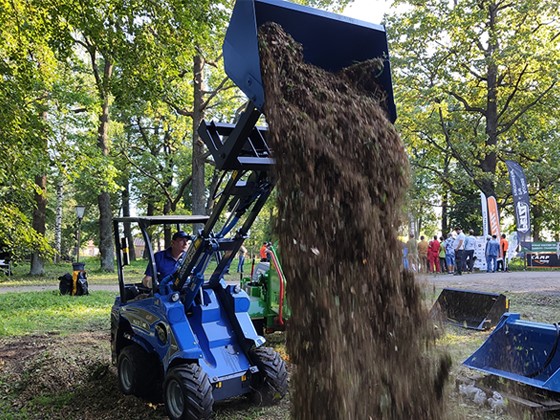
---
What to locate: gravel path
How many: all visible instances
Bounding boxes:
[419,269,560,294]
[1,270,559,295]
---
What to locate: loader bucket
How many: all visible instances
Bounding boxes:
[223,0,397,122]
[464,313,560,393]
[430,288,508,330]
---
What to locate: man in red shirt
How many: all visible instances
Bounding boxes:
[259,242,269,262]
[428,236,441,273]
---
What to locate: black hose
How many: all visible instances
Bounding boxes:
[526,323,560,379]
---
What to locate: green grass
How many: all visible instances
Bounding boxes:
[0,291,114,336]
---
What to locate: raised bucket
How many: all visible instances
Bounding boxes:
[223,0,396,122]
[464,313,560,392]
[430,288,508,330]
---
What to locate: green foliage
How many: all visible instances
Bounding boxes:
[0,205,53,261]
[388,0,560,237]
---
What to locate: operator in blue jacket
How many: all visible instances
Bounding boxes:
[142,231,191,288]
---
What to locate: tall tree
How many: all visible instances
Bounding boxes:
[388,0,560,229]
[0,0,56,263]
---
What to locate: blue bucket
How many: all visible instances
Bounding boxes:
[464,313,560,392]
[223,0,396,122]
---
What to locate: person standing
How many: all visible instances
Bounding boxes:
[142,231,190,288]
[406,233,418,272]
[497,234,509,272]
[428,235,441,273]
[438,236,447,273]
[237,245,247,273]
[486,235,500,272]
[463,229,476,272]
[259,242,269,262]
[453,226,466,276]
[444,233,455,274]
[418,235,429,273]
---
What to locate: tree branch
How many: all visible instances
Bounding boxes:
[497,80,557,135]
[497,63,528,120]
[445,90,486,114]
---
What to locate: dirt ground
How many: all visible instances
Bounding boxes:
[420,269,560,295]
[2,270,560,419]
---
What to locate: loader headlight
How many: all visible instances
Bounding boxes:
[171,292,180,302]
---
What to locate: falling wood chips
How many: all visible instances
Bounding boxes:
[259,22,451,419]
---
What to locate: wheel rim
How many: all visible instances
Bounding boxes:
[120,357,132,390]
[166,378,185,418]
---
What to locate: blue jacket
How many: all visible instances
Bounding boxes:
[486,239,500,257]
[145,248,183,280]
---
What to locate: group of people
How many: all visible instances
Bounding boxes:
[484,233,509,273]
[405,227,509,275]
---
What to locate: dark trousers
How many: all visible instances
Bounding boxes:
[497,258,507,271]
[439,257,447,273]
[464,250,475,272]
[455,250,465,274]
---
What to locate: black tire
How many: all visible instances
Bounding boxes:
[117,344,161,399]
[250,346,288,405]
[163,364,214,420]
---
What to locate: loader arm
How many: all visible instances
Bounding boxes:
[159,0,395,310]
[161,104,274,312]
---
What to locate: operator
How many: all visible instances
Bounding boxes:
[142,231,191,288]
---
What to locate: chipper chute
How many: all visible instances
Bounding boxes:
[430,288,508,330]
[464,313,560,393]
[223,0,396,122]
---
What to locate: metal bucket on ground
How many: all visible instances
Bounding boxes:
[223,0,396,122]
[430,288,508,330]
[464,313,560,393]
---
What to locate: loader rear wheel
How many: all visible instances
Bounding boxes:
[118,344,161,400]
[163,363,213,420]
[250,346,288,405]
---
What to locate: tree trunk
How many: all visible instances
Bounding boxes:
[532,204,542,242]
[191,53,206,231]
[205,168,220,214]
[122,180,136,261]
[479,3,499,196]
[97,59,115,272]
[30,174,47,275]
[54,178,64,263]
[142,199,155,259]
[163,200,171,247]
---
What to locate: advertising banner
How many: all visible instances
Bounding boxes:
[486,195,501,238]
[480,192,489,237]
[521,242,560,253]
[505,160,531,244]
[526,253,560,269]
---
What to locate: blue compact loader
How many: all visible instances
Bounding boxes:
[111,0,396,418]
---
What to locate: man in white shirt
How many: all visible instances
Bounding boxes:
[463,229,477,272]
[453,226,466,276]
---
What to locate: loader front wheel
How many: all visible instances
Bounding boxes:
[250,346,288,405]
[117,344,161,400]
[164,363,213,420]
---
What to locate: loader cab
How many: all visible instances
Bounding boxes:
[113,215,209,304]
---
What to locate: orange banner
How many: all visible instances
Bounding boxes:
[487,196,501,237]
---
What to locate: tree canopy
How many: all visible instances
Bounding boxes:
[387,0,560,237]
